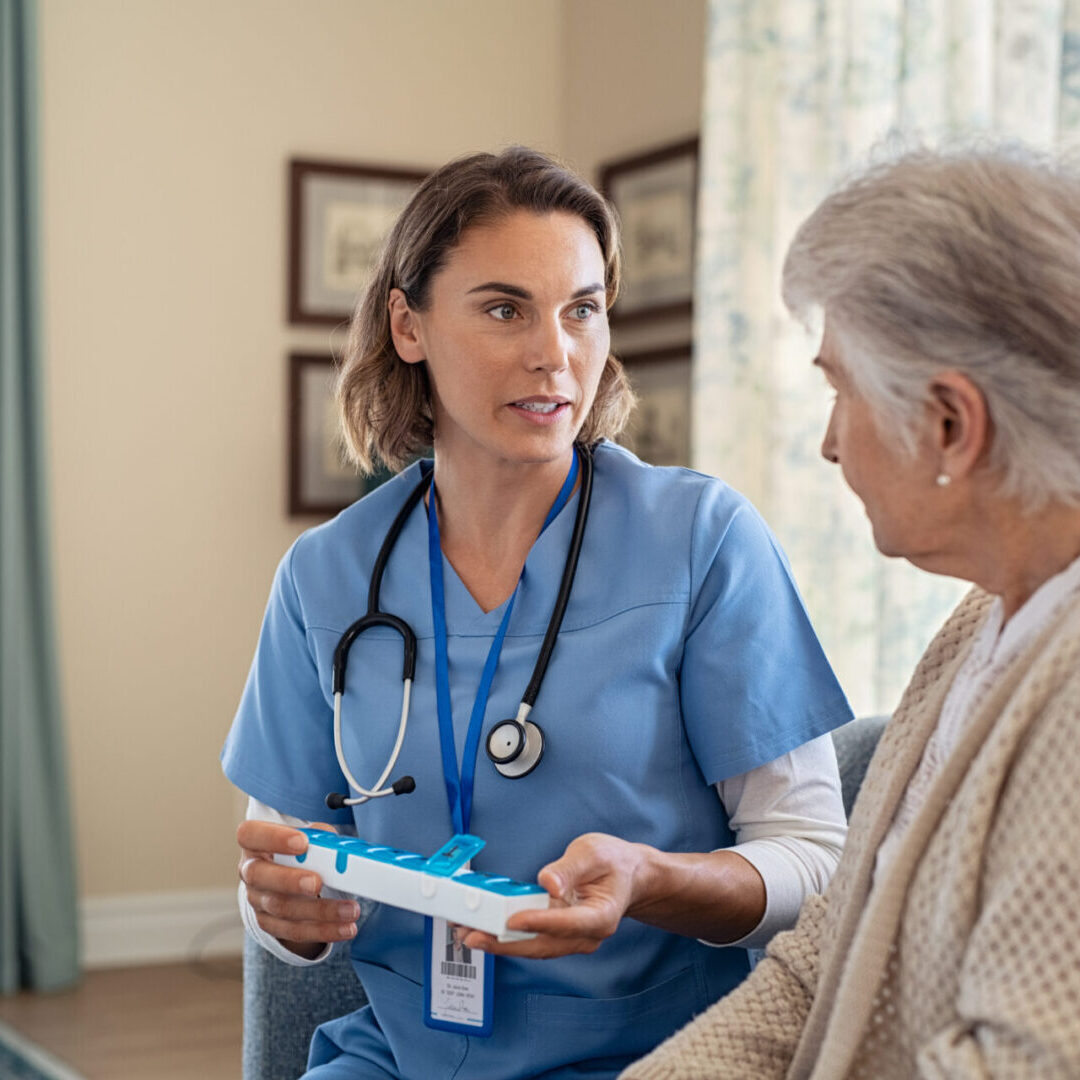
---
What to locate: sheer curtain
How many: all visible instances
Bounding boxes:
[695,0,1080,716]
[1,0,79,992]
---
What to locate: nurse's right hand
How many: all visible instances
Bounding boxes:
[237,820,361,960]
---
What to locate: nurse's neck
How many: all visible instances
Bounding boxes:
[430,444,577,614]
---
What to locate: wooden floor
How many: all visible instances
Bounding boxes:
[0,957,243,1079]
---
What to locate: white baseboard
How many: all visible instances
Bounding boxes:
[80,887,244,969]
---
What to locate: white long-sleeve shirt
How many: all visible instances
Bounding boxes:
[239,733,847,964]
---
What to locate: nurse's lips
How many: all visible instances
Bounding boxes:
[507,396,571,425]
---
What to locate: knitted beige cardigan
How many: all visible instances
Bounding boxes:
[623,588,1080,1079]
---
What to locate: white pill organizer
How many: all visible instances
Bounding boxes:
[274,830,550,942]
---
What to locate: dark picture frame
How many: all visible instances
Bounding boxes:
[599,138,700,324]
[287,353,391,516]
[617,344,692,467]
[287,158,428,326]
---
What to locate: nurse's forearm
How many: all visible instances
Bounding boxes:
[627,847,767,944]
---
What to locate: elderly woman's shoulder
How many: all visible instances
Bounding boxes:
[910,587,999,674]
[916,585,1080,706]
[948,585,998,630]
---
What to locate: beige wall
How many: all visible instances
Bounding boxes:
[561,0,706,181]
[561,0,706,356]
[38,0,704,901]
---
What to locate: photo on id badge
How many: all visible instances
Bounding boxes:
[425,915,495,1036]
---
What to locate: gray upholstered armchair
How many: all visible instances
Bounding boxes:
[241,715,888,1080]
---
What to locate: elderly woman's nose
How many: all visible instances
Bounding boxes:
[821,415,840,464]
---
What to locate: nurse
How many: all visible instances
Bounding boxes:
[224,147,853,1080]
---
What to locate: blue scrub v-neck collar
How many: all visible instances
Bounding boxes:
[415,461,582,633]
[426,452,579,835]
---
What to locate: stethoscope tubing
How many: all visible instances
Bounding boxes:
[329,444,593,807]
[332,680,412,804]
[521,442,594,708]
[331,469,432,693]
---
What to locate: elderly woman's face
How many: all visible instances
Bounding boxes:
[816,323,941,560]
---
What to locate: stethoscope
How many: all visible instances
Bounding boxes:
[325,444,594,810]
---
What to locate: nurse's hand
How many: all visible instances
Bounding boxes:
[237,820,362,960]
[459,832,649,959]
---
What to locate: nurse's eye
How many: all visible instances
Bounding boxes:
[568,301,601,321]
[487,302,519,321]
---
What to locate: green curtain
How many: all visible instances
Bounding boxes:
[0,0,79,993]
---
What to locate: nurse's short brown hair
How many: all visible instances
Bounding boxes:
[337,146,634,474]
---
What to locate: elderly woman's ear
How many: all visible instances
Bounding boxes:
[927,371,990,486]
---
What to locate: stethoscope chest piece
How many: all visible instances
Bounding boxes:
[331,445,593,807]
[486,717,545,779]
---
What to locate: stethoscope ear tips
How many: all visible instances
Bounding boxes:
[486,718,544,779]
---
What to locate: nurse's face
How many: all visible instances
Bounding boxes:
[391,210,610,468]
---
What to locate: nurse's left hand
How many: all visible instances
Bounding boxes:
[458,832,651,958]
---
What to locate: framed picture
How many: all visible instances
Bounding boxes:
[287,353,392,516]
[599,138,699,324]
[288,158,428,326]
[617,345,692,467]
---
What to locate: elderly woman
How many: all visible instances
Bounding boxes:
[623,145,1080,1079]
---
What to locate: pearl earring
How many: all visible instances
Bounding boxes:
[935,473,951,487]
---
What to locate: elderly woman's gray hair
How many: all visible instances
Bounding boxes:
[782,144,1080,509]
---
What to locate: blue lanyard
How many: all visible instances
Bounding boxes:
[427,451,579,834]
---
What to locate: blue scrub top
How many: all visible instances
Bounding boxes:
[222,442,852,1080]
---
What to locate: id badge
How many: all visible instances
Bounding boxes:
[423,915,494,1037]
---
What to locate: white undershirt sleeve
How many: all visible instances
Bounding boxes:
[708,733,847,950]
[239,797,359,967]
